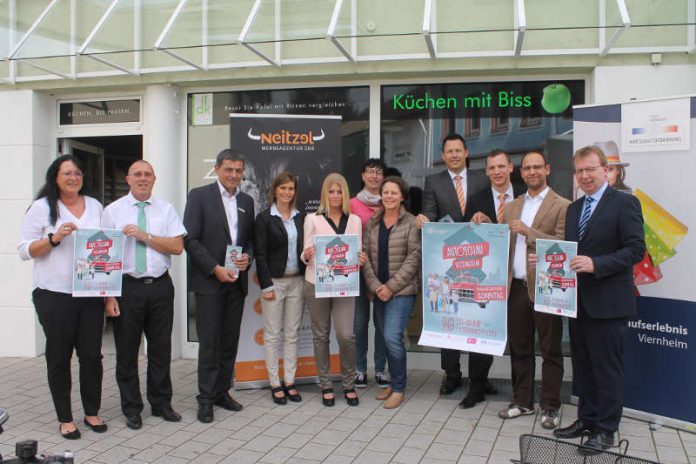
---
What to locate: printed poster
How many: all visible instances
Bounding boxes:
[534,239,577,318]
[224,245,243,279]
[72,229,123,297]
[313,234,360,298]
[621,98,690,152]
[420,223,510,356]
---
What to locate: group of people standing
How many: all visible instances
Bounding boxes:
[20,134,644,455]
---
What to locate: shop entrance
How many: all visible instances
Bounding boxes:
[58,135,143,207]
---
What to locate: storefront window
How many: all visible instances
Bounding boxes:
[186,86,369,342]
[380,80,585,353]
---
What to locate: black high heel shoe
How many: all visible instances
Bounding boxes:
[321,388,335,407]
[282,382,302,402]
[344,388,359,407]
[271,386,287,405]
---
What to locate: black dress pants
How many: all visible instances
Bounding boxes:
[195,282,245,405]
[113,274,175,416]
[33,288,104,423]
[441,348,493,392]
[570,306,628,434]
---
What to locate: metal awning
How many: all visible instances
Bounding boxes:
[0,0,694,84]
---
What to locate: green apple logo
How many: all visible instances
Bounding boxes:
[541,83,571,114]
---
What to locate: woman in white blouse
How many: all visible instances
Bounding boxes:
[18,155,107,440]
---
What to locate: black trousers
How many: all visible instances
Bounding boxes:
[195,282,245,405]
[441,348,493,392]
[113,273,175,416]
[508,280,563,410]
[33,288,104,423]
[570,306,628,434]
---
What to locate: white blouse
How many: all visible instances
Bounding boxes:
[18,196,103,294]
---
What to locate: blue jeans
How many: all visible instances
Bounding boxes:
[373,295,415,393]
[354,276,387,373]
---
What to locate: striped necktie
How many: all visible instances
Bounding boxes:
[454,175,466,215]
[497,193,508,223]
[136,201,148,273]
[578,196,594,241]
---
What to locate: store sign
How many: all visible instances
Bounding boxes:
[382,81,584,119]
[59,99,140,125]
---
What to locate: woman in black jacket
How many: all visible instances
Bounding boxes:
[255,172,306,405]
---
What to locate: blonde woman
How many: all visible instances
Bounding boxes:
[302,173,366,407]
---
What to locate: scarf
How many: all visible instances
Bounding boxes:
[356,188,381,206]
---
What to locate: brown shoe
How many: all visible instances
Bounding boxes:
[384,392,404,409]
[376,387,392,401]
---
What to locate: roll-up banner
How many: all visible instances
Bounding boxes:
[573,95,696,431]
[229,113,343,388]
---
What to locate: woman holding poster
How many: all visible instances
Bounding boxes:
[302,173,365,407]
[17,155,107,439]
[362,177,421,409]
[255,172,306,405]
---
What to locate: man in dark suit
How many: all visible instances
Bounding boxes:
[553,146,644,453]
[184,149,255,423]
[416,134,492,402]
[461,149,524,408]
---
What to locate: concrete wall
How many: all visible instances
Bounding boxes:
[0,90,54,356]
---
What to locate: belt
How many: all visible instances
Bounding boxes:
[512,278,527,287]
[124,272,169,285]
[281,272,301,278]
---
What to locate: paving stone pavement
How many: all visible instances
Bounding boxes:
[0,355,693,463]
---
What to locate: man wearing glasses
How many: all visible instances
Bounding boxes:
[553,146,644,453]
[493,152,569,428]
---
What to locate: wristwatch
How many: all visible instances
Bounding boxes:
[47,233,60,247]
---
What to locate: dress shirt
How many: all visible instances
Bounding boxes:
[218,181,239,246]
[513,186,550,279]
[492,184,514,218]
[578,181,609,221]
[270,203,300,275]
[101,192,186,278]
[18,196,103,294]
[448,169,468,199]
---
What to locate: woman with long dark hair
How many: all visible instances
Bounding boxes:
[255,172,306,405]
[18,155,107,440]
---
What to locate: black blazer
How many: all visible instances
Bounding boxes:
[565,186,645,319]
[464,184,525,223]
[422,169,490,222]
[183,182,255,296]
[254,208,306,291]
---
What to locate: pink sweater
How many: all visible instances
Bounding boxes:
[303,213,362,285]
[350,197,382,231]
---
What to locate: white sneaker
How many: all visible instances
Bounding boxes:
[498,404,534,419]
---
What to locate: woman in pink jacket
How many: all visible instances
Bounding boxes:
[303,173,366,407]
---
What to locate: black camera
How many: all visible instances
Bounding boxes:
[0,408,74,463]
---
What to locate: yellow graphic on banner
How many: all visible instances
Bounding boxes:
[635,189,688,251]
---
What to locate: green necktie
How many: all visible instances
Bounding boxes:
[136,201,148,273]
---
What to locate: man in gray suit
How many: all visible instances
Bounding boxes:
[416,133,493,402]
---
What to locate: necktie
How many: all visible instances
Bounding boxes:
[578,196,594,241]
[497,193,508,223]
[454,175,466,215]
[136,201,148,273]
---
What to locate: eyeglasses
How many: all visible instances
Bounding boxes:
[58,171,83,178]
[364,168,383,176]
[574,166,603,176]
[521,164,546,172]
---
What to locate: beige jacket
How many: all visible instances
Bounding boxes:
[501,187,570,301]
[362,206,421,299]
